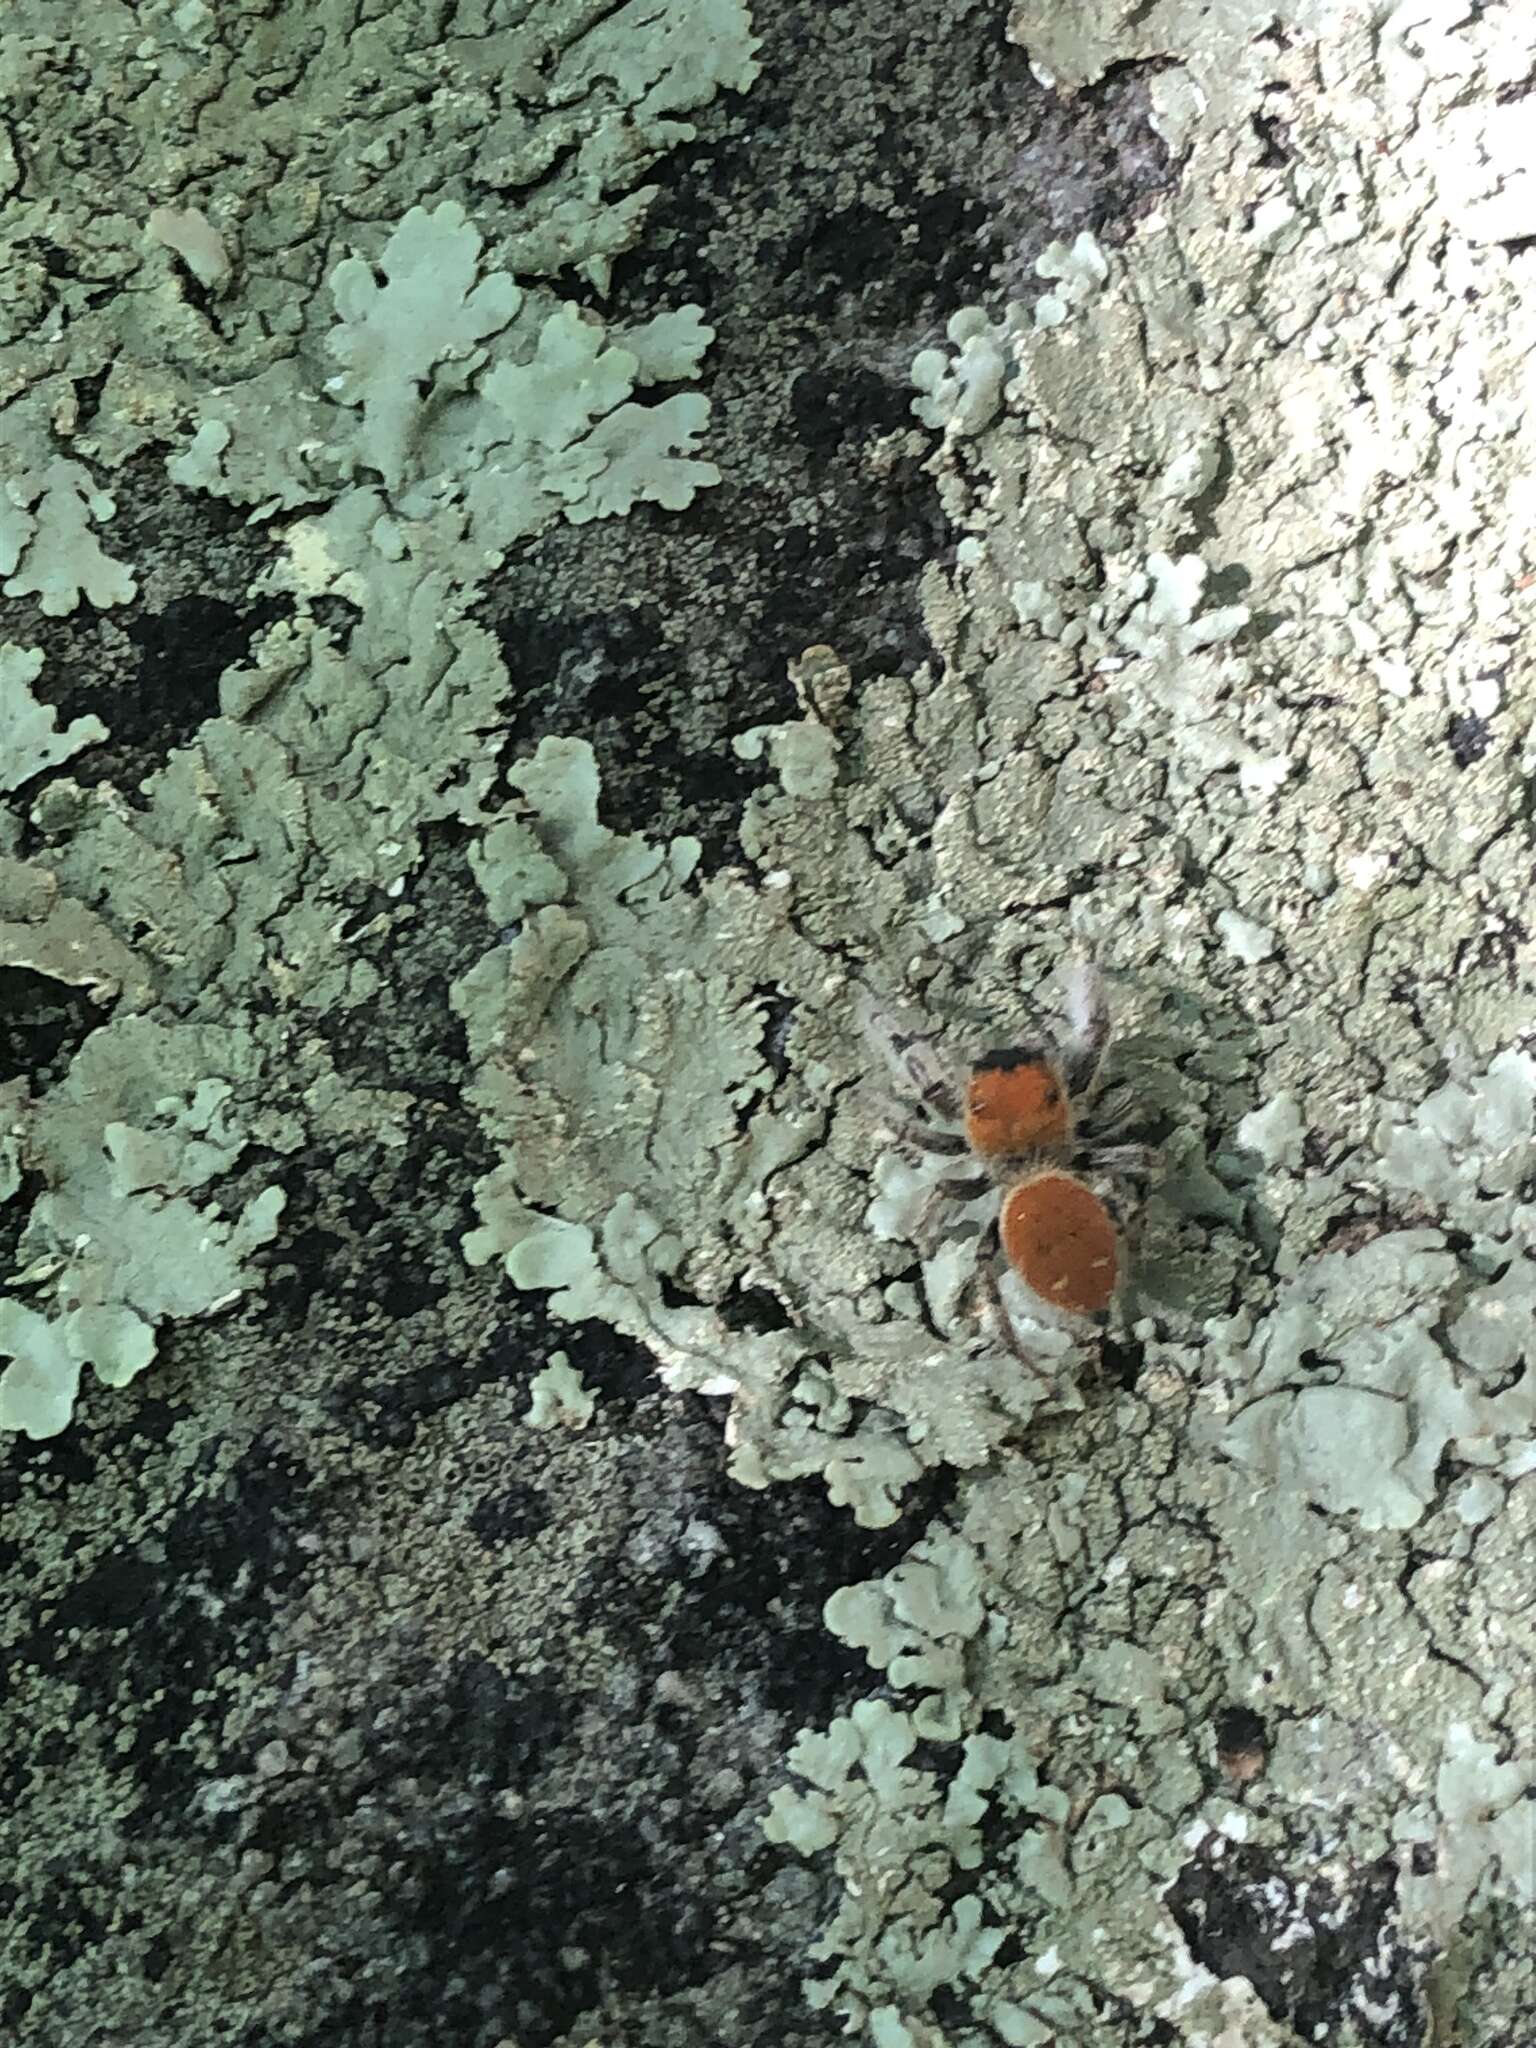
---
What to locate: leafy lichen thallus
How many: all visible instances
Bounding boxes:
[859,960,1155,1367]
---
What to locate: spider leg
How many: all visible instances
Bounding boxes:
[953,1218,1055,1387]
[912,1169,991,1244]
[893,1120,970,1158]
[857,986,967,1123]
[976,1251,1056,1389]
[1058,957,1111,1100]
[954,1216,994,1321]
[1078,1079,1140,1135]
[1075,1139,1158,1192]
[850,1082,970,1158]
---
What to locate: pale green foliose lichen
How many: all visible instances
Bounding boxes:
[0,455,137,618]
[0,853,153,1010]
[0,645,107,790]
[0,1019,287,1437]
[525,1350,597,1431]
[0,0,761,1436]
[1206,1045,1536,1530]
[172,203,722,574]
[451,694,1162,1525]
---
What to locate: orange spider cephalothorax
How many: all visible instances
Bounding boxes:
[965,1051,1072,1158]
[1000,1168,1119,1318]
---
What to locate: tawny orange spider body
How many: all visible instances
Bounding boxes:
[999,1166,1120,1318]
[965,1049,1071,1158]
[859,961,1152,1345]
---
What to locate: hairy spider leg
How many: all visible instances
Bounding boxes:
[1071,1139,1157,1191]
[1057,958,1112,1101]
[969,1219,1057,1387]
[911,1168,993,1246]
[884,1116,970,1158]
[856,988,965,1123]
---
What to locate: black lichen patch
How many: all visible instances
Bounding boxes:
[767,189,996,323]
[1097,1333,1146,1390]
[484,5,1087,864]
[261,1102,490,1344]
[0,965,100,1089]
[1452,913,1528,981]
[378,1653,569,1795]
[554,1317,664,1407]
[579,1399,957,1728]
[397,1808,722,2047]
[497,601,672,741]
[307,846,486,1097]
[1213,1703,1269,1784]
[744,454,955,687]
[788,363,909,459]
[978,55,1181,296]
[119,593,287,752]
[490,599,790,868]
[716,1280,794,1336]
[333,1343,496,1445]
[262,1148,467,1335]
[40,591,288,792]
[6,1436,314,1825]
[1445,712,1493,766]
[1213,1702,1268,1753]
[467,1480,549,1548]
[0,1429,100,1554]
[1251,94,1297,168]
[164,1617,832,2048]
[1167,1841,1426,2047]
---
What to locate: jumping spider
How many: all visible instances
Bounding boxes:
[859,960,1154,1358]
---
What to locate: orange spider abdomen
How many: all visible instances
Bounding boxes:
[1000,1169,1119,1317]
[965,1053,1070,1158]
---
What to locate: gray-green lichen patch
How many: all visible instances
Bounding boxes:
[453,727,870,1497]
[0,852,148,1007]
[6,0,754,642]
[1209,1045,1536,1531]
[3,0,759,515]
[453,684,1184,1525]
[0,644,106,790]
[0,456,137,618]
[0,0,762,1446]
[170,202,723,573]
[717,1,1536,2038]
[526,1349,597,1431]
[0,1017,287,1435]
